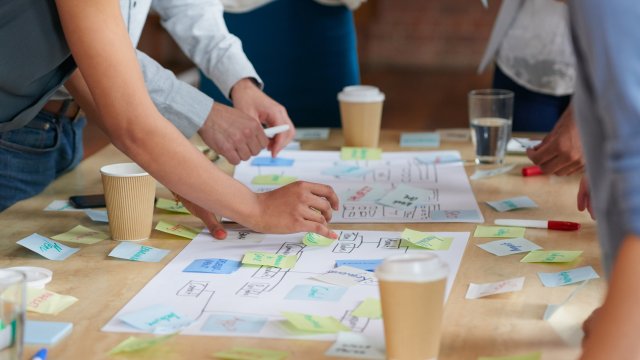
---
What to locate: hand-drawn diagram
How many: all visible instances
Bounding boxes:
[232,150,483,223]
[102,230,469,343]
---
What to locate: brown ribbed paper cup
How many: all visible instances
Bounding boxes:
[338,85,385,148]
[100,163,156,241]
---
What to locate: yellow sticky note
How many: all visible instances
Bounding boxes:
[340,147,382,160]
[303,232,334,246]
[213,347,288,360]
[401,228,452,250]
[251,175,297,185]
[25,288,77,315]
[242,252,297,269]
[520,250,582,263]
[108,334,174,355]
[474,225,526,238]
[282,311,349,333]
[155,198,191,214]
[51,225,109,244]
[478,352,541,360]
[155,220,200,239]
[351,298,382,319]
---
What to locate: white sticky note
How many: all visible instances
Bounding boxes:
[376,184,434,210]
[119,304,192,334]
[466,277,525,299]
[538,266,599,288]
[470,164,516,180]
[544,279,591,321]
[325,332,385,359]
[294,128,330,140]
[108,242,170,263]
[486,196,538,212]
[43,200,82,212]
[400,132,440,148]
[84,209,109,223]
[477,238,542,256]
[312,266,376,287]
[17,234,79,261]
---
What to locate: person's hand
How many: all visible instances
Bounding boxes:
[577,175,595,219]
[198,102,269,165]
[230,78,295,158]
[582,306,603,345]
[526,106,584,176]
[173,194,228,240]
[252,181,339,238]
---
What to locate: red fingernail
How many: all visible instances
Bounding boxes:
[214,229,227,239]
[330,231,338,239]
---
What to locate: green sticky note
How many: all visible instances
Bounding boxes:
[520,250,582,263]
[51,225,109,244]
[251,175,297,185]
[282,312,349,333]
[401,228,452,250]
[108,334,174,355]
[351,298,382,319]
[155,198,191,214]
[340,147,382,160]
[155,220,200,239]
[213,347,288,360]
[474,225,526,238]
[302,232,334,246]
[478,351,541,360]
[242,252,297,269]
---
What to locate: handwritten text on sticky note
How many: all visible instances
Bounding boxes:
[486,196,538,212]
[108,242,170,263]
[466,277,525,299]
[474,225,526,238]
[538,266,599,287]
[155,220,200,239]
[303,232,334,246]
[23,288,78,315]
[51,225,109,244]
[313,266,375,287]
[155,198,190,214]
[376,184,433,210]
[242,252,297,269]
[119,304,191,333]
[325,332,385,359]
[521,250,582,263]
[477,238,542,256]
[183,258,241,274]
[340,147,382,161]
[17,233,79,261]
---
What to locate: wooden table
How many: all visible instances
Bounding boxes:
[0,130,602,360]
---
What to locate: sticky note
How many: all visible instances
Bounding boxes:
[543,279,591,321]
[24,288,78,315]
[401,228,452,250]
[25,320,73,345]
[538,266,599,287]
[470,164,516,180]
[43,200,82,212]
[474,225,526,238]
[335,259,382,272]
[119,304,192,333]
[51,225,109,244]
[478,352,541,360]
[213,347,288,360]
[108,334,174,355]
[242,251,297,268]
[84,209,109,223]
[415,153,462,165]
[284,141,301,150]
[465,277,525,299]
[294,128,330,140]
[250,157,295,167]
[251,174,297,185]
[477,238,542,256]
[201,314,267,334]
[17,233,79,261]
[108,242,170,263]
[340,185,387,203]
[325,332,385,359]
[486,196,538,212]
[313,266,375,287]
[437,128,470,142]
[520,250,582,263]
[351,298,382,319]
[303,232,334,246]
[155,198,190,214]
[430,209,479,221]
[155,220,200,239]
[340,147,382,161]
[376,184,433,210]
[322,164,373,177]
[183,258,241,274]
[400,132,440,147]
[281,312,349,333]
[285,284,347,302]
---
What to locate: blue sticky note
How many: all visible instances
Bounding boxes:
[335,259,382,272]
[25,320,73,345]
[285,285,347,302]
[415,153,461,165]
[322,164,373,177]
[108,242,169,263]
[183,258,241,274]
[201,314,267,334]
[250,157,294,167]
[430,209,480,221]
[119,304,192,333]
[84,209,109,223]
[400,132,440,147]
[538,266,600,287]
[17,233,79,261]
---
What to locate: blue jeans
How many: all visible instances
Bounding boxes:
[0,112,85,211]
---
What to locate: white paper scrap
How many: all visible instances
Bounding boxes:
[466,277,525,299]
[313,266,376,287]
[325,332,385,359]
[470,164,516,180]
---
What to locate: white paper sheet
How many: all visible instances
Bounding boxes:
[102,229,469,343]
[233,150,483,223]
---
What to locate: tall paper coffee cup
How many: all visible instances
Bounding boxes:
[100,163,156,241]
[376,253,449,360]
[338,85,385,147]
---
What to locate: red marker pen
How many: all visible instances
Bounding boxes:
[494,219,581,231]
[522,165,543,177]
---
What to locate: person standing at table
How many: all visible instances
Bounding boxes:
[199,0,364,128]
[0,0,338,238]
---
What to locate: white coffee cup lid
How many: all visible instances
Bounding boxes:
[338,85,385,103]
[375,253,448,283]
[100,163,148,177]
[7,266,53,289]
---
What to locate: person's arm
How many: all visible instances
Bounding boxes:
[56,0,338,238]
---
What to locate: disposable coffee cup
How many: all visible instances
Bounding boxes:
[100,163,156,241]
[376,253,449,360]
[338,85,385,147]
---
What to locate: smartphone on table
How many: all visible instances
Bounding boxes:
[68,194,106,209]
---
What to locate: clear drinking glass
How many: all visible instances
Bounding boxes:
[468,89,514,164]
[0,269,25,360]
